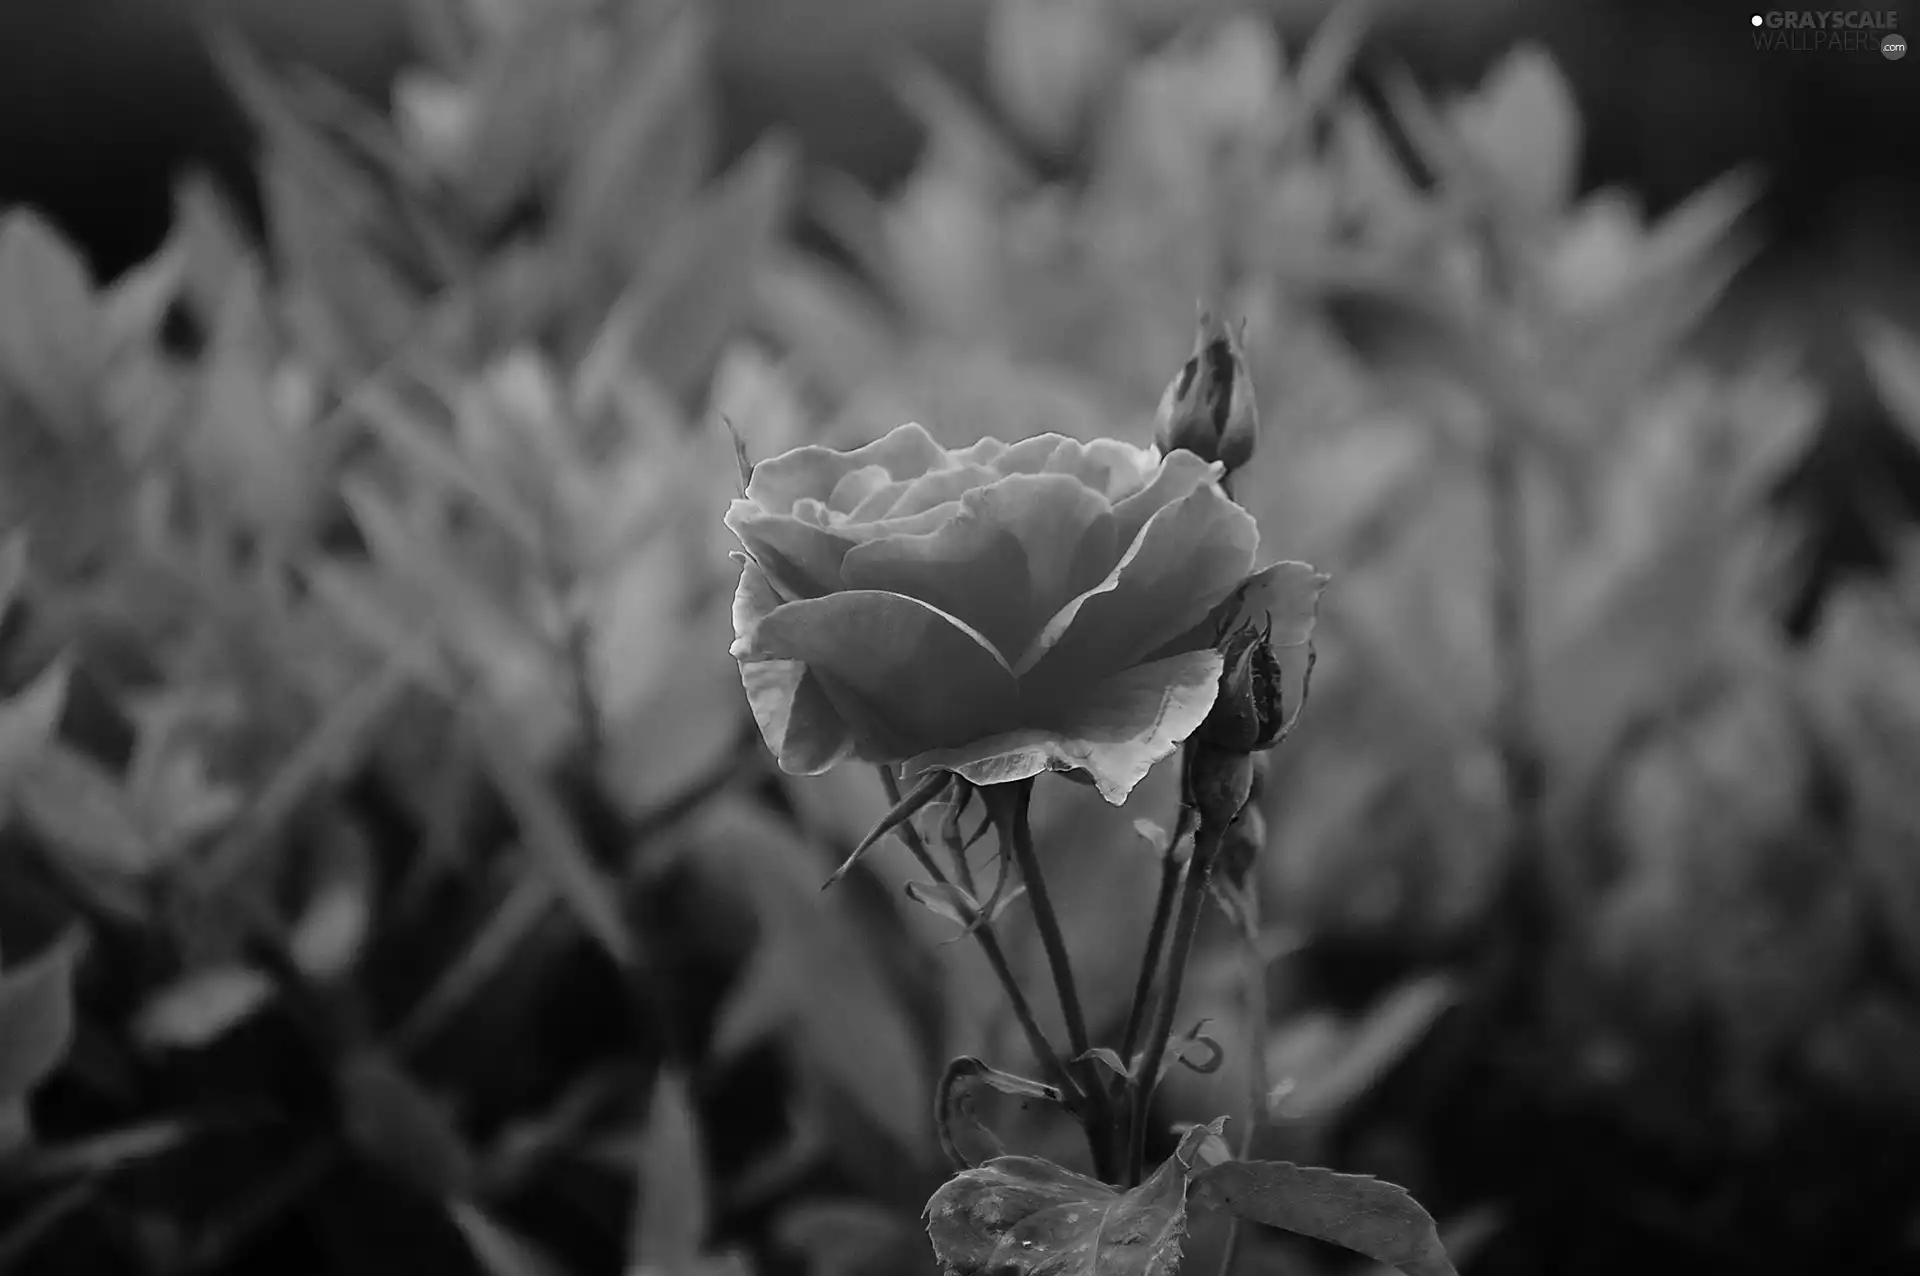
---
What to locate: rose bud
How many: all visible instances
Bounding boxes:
[1194,615,1286,755]
[1154,310,1258,474]
[1187,744,1256,837]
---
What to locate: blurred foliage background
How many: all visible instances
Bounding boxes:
[4,2,1920,1275]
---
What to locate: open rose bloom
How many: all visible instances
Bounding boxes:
[727,423,1320,803]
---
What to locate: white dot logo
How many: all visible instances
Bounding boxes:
[1886,33,1908,59]
[1751,13,1763,25]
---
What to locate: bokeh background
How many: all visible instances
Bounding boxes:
[4,2,1920,1275]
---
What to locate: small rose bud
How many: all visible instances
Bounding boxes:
[1195,616,1286,754]
[1187,744,1255,837]
[1155,310,1257,474]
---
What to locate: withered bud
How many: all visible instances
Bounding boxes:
[1195,615,1286,754]
[1154,310,1257,474]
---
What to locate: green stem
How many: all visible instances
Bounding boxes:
[996,783,1093,1062]
[1127,817,1224,1185]
[1120,810,1192,1067]
[1114,813,1190,1173]
[879,769,1088,1111]
[985,781,1115,1179]
[1215,881,1270,1276]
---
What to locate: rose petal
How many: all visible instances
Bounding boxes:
[1110,448,1223,548]
[1147,559,1330,660]
[745,421,947,511]
[743,589,1022,759]
[725,503,858,600]
[826,464,898,514]
[1019,481,1258,678]
[1042,437,1164,502]
[841,474,1118,662]
[730,559,856,772]
[987,434,1075,476]
[902,650,1225,804]
[947,437,1011,468]
[874,464,1001,521]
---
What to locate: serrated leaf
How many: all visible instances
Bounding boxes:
[0,210,96,425]
[1189,1159,1456,1276]
[133,966,275,1050]
[631,1069,707,1274]
[0,931,82,1106]
[925,1120,1221,1276]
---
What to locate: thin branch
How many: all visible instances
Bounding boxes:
[1127,817,1224,1185]
[995,782,1093,1062]
[879,768,1088,1110]
[985,780,1116,1179]
[1215,881,1271,1276]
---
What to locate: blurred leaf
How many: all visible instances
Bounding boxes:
[451,1199,571,1276]
[1445,43,1580,216]
[556,2,711,287]
[16,743,159,876]
[986,0,1126,155]
[187,273,324,547]
[217,39,432,372]
[0,210,96,425]
[338,1049,475,1198]
[456,16,606,228]
[1859,314,1920,451]
[289,825,375,981]
[0,930,83,1110]
[98,238,186,349]
[1269,976,1457,1123]
[133,966,275,1050]
[396,868,555,1052]
[1190,1159,1456,1276]
[198,654,415,890]
[925,1119,1221,1276]
[587,135,797,404]
[703,802,930,1155]
[7,1119,192,1181]
[0,532,25,617]
[777,1200,911,1276]
[630,1069,707,1274]
[0,658,70,811]
[469,713,635,971]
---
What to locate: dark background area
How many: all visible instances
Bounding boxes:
[5,6,1920,1275]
